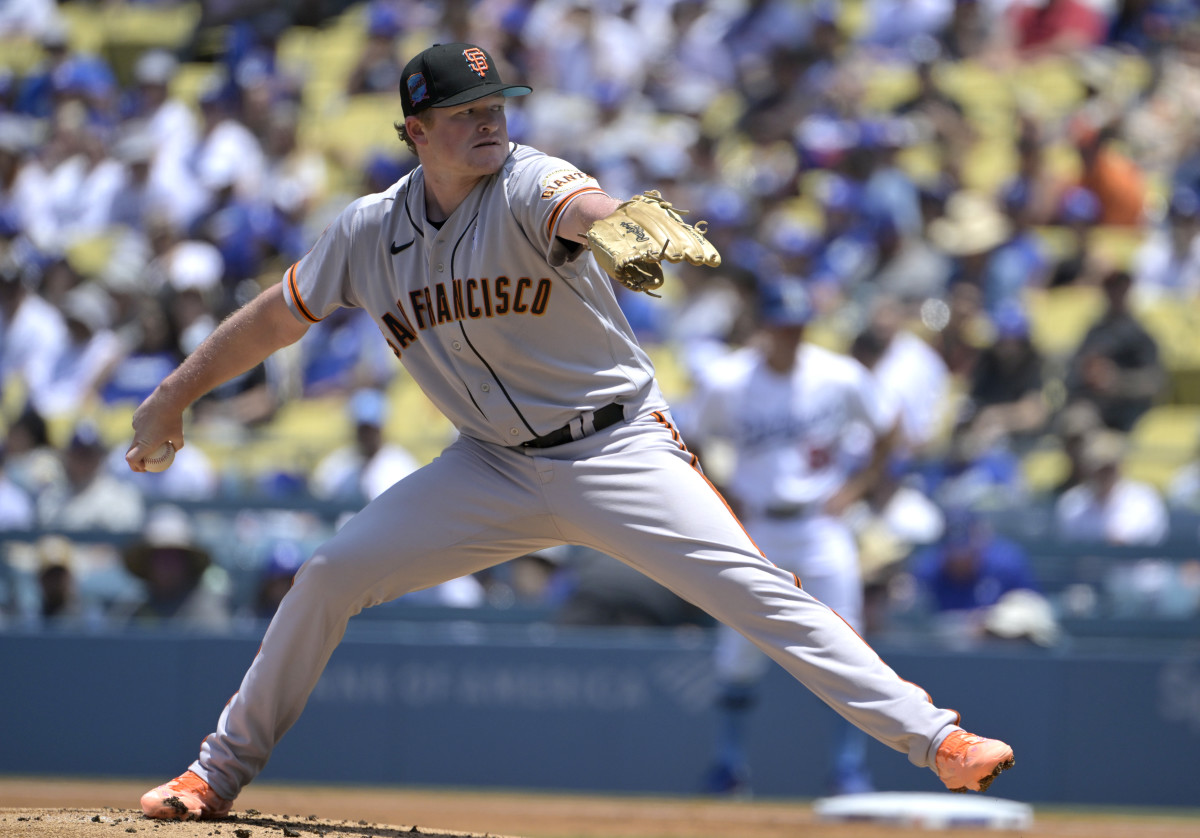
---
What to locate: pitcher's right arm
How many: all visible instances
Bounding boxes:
[126,282,311,472]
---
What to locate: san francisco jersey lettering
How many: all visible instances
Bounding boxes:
[283,144,665,446]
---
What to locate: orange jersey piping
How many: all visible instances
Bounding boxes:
[546,185,606,240]
[286,263,321,323]
[648,411,784,578]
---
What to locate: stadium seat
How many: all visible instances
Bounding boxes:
[275,25,320,75]
[103,2,200,50]
[64,234,118,281]
[860,62,917,112]
[939,60,1012,131]
[1135,296,1200,370]
[1020,444,1069,495]
[1122,456,1179,493]
[100,3,201,86]
[93,403,137,450]
[269,395,352,450]
[166,59,215,102]
[1024,285,1104,359]
[1126,404,1200,490]
[961,138,1017,193]
[1010,55,1085,119]
[386,377,455,465]
[0,37,47,74]
[645,345,692,403]
[303,93,403,173]
[1090,225,1147,271]
[57,2,106,55]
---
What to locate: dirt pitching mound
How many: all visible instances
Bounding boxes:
[0,809,524,838]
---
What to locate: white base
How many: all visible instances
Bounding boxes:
[813,792,1034,830]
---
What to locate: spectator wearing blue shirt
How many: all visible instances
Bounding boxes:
[808,174,882,307]
[1106,0,1184,56]
[985,182,1050,315]
[13,20,72,120]
[345,2,406,96]
[911,507,1039,614]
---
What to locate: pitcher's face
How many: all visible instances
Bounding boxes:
[415,94,510,177]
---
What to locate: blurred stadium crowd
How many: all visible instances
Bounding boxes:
[3,0,1200,639]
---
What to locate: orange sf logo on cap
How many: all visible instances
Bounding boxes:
[463,47,489,77]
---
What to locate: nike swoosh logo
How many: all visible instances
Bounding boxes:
[390,240,414,254]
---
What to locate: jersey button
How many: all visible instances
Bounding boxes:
[510,428,520,436]
[481,383,491,392]
[451,340,462,350]
[436,263,444,272]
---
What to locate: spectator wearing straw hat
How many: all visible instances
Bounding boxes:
[121,504,231,630]
[929,188,1049,320]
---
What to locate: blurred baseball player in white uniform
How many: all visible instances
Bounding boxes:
[683,278,899,796]
[128,43,1014,821]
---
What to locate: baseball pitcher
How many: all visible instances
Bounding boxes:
[127,43,1014,821]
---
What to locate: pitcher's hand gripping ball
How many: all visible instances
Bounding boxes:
[587,191,721,296]
[143,441,176,473]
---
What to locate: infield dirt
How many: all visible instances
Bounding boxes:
[2,778,1198,838]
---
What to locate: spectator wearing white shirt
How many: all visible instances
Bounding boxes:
[1055,428,1169,545]
[45,112,125,247]
[1131,186,1200,302]
[189,73,266,213]
[161,240,224,356]
[524,1,651,103]
[0,114,32,231]
[864,295,953,455]
[36,420,145,533]
[0,0,60,41]
[126,49,201,179]
[0,258,68,400]
[855,0,955,59]
[645,0,738,116]
[31,282,125,419]
[0,445,35,530]
[107,130,159,232]
[310,388,419,503]
[1,402,62,499]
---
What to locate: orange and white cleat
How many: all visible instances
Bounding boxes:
[935,730,1015,793]
[140,770,232,820]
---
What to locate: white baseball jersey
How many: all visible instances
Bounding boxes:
[283,142,668,445]
[688,343,897,516]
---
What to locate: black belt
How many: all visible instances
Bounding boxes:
[520,402,625,449]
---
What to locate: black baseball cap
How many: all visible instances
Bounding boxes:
[401,43,532,118]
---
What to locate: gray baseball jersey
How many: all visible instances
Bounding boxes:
[284,143,668,445]
[190,144,963,801]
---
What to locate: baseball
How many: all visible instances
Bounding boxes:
[143,441,176,473]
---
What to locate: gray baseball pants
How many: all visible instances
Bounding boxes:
[193,410,960,799]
